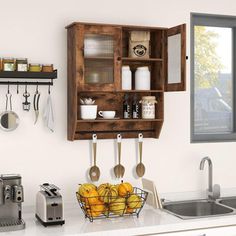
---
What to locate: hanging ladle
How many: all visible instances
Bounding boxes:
[136,133,145,177]
[89,134,100,182]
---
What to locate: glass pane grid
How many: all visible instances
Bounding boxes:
[85,59,113,84]
[84,34,114,57]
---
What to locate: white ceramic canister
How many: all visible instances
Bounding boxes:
[122,66,132,90]
[80,105,98,120]
[135,66,150,90]
[140,96,157,119]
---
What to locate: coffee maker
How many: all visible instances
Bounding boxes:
[0,174,25,232]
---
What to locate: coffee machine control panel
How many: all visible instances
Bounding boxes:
[13,185,24,203]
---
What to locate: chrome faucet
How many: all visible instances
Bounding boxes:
[200,157,220,200]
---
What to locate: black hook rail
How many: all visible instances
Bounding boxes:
[0,81,53,86]
[0,70,57,86]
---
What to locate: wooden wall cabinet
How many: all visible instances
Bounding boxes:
[66,22,186,141]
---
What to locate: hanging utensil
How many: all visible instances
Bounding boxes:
[89,134,100,182]
[114,134,125,178]
[136,133,145,177]
[33,85,40,124]
[22,85,30,111]
[0,85,19,131]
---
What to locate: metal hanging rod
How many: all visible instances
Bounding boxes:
[0,81,53,86]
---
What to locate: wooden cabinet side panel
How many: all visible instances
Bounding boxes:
[67,26,78,141]
[114,27,122,91]
[75,25,85,90]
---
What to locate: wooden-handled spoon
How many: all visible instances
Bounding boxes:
[114,134,125,178]
[136,133,145,177]
[89,134,100,182]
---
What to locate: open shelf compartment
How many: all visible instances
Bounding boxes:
[73,92,164,140]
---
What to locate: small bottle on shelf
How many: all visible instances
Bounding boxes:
[123,94,131,119]
[132,94,140,119]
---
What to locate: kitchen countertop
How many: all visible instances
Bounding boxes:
[3,203,236,236]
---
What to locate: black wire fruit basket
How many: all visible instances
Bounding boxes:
[76,187,148,222]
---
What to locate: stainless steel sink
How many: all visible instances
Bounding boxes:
[219,197,236,209]
[163,199,234,219]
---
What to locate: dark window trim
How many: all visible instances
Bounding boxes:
[191,13,236,143]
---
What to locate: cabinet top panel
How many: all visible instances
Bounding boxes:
[65,22,168,30]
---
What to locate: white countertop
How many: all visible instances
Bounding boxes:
[2,203,236,236]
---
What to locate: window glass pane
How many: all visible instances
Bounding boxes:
[194,26,233,134]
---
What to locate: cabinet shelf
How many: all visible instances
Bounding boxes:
[79,90,164,93]
[77,118,163,123]
[122,57,163,62]
[85,56,114,60]
[117,90,164,93]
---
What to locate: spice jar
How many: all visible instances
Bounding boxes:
[29,63,41,72]
[42,64,54,72]
[140,96,157,119]
[16,58,28,71]
[3,58,15,71]
[0,58,2,71]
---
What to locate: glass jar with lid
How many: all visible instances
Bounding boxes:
[140,96,157,119]
[29,63,41,72]
[42,64,54,72]
[16,58,28,72]
[3,58,15,71]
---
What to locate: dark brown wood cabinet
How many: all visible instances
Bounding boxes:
[66,22,186,141]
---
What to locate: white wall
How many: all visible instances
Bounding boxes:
[1,0,236,206]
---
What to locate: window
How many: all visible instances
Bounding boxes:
[191,13,236,142]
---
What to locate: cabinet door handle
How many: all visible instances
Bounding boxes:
[198,234,206,236]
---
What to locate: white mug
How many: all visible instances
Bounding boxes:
[98,111,116,119]
[80,105,97,120]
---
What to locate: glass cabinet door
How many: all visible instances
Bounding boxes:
[165,24,186,92]
[80,25,121,91]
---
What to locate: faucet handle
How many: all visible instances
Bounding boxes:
[213,184,221,199]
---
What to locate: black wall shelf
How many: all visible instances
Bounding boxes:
[0,70,57,79]
[0,70,57,86]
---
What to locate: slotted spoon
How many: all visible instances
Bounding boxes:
[89,134,100,181]
[114,134,125,178]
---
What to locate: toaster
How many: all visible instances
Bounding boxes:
[35,183,65,227]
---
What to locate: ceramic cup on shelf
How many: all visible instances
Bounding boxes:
[80,105,98,120]
[98,111,116,119]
